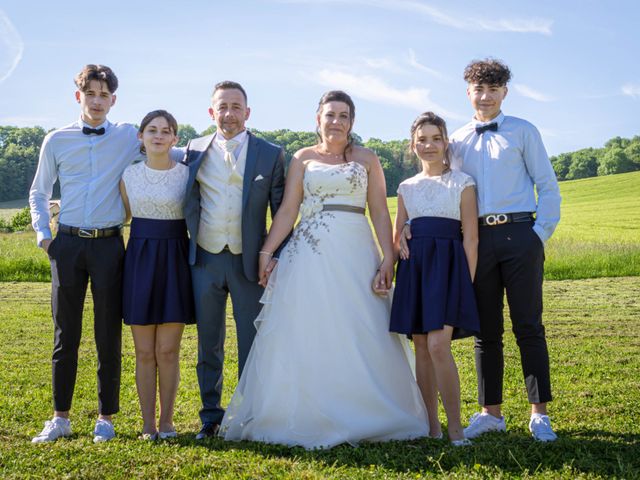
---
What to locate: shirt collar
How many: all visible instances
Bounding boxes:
[78,116,110,132]
[471,111,505,128]
[214,129,247,148]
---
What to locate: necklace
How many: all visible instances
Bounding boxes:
[317,146,347,163]
[143,160,175,185]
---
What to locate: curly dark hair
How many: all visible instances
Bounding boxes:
[463,59,512,86]
[74,64,118,93]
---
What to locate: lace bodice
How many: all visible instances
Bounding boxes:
[398,170,475,221]
[299,161,368,219]
[122,162,188,220]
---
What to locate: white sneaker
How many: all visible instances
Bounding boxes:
[529,414,557,442]
[93,419,115,443]
[158,430,177,440]
[32,417,71,443]
[451,438,472,447]
[463,412,506,439]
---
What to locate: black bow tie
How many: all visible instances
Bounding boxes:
[82,126,105,136]
[475,123,498,135]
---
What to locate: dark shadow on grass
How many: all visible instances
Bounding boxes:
[161,429,640,477]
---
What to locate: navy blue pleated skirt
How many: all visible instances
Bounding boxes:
[390,217,479,340]
[123,217,195,325]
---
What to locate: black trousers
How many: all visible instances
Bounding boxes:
[47,232,124,414]
[473,221,552,406]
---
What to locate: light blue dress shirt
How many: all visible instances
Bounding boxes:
[29,118,144,245]
[449,112,561,243]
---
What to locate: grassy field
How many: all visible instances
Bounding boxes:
[0,277,638,479]
[2,171,638,282]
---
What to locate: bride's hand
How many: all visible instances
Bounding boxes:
[372,257,394,296]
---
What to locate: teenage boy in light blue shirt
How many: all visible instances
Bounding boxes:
[450,59,561,442]
[30,64,143,444]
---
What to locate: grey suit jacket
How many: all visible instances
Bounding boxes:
[183,131,286,282]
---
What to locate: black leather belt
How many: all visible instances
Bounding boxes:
[479,212,534,226]
[58,224,122,238]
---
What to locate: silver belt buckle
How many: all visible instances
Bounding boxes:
[485,214,508,226]
[78,228,98,238]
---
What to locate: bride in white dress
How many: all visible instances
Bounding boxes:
[219,91,428,449]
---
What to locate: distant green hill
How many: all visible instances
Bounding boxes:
[544,171,639,279]
[555,170,639,243]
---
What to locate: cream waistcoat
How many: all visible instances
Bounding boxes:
[196,140,248,253]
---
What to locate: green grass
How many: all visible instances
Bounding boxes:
[1,171,639,281]
[543,171,640,279]
[0,278,638,479]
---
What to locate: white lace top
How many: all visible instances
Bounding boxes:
[398,170,475,221]
[122,161,189,220]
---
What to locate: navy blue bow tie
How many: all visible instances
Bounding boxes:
[475,123,498,135]
[82,126,105,136]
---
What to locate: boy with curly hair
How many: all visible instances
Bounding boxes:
[452,59,561,441]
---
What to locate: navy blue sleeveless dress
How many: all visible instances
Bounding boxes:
[121,162,194,325]
[389,171,479,339]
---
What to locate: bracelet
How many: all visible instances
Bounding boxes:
[259,250,273,257]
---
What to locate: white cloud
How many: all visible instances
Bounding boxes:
[311,69,465,120]
[0,10,24,83]
[476,17,553,35]
[407,49,446,79]
[513,83,554,102]
[279,0,552,35]
[622,84,640,99]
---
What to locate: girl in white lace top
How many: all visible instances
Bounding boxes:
[119,110,193,441]
[390,112,480,446]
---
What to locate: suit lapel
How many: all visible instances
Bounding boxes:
[186,134,215,192]
[242,133,259,210]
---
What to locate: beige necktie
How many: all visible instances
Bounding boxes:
[221,139,239,169]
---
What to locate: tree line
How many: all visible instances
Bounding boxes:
[549,136,640,180]
[1,124,638,203]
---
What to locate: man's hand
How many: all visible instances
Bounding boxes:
[258,254,278,287]
[41,239,52,254]
[399,224,412,260]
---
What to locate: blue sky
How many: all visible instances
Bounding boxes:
[1,0,639,156]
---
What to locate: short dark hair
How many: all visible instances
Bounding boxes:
[463,59,512,86]
[211,81,247,103]
[74,64,119,93]
[138,110,178,154]
[409,111,451,172]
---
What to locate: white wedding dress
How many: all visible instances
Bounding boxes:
[220,161,429,449]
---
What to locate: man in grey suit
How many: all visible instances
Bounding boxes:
[183,81,286,439]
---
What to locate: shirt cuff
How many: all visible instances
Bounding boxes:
[36,229,52,247]
[532,224,547,244]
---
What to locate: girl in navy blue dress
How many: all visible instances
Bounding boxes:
[390,112,480,445]
[119,110,193,440]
